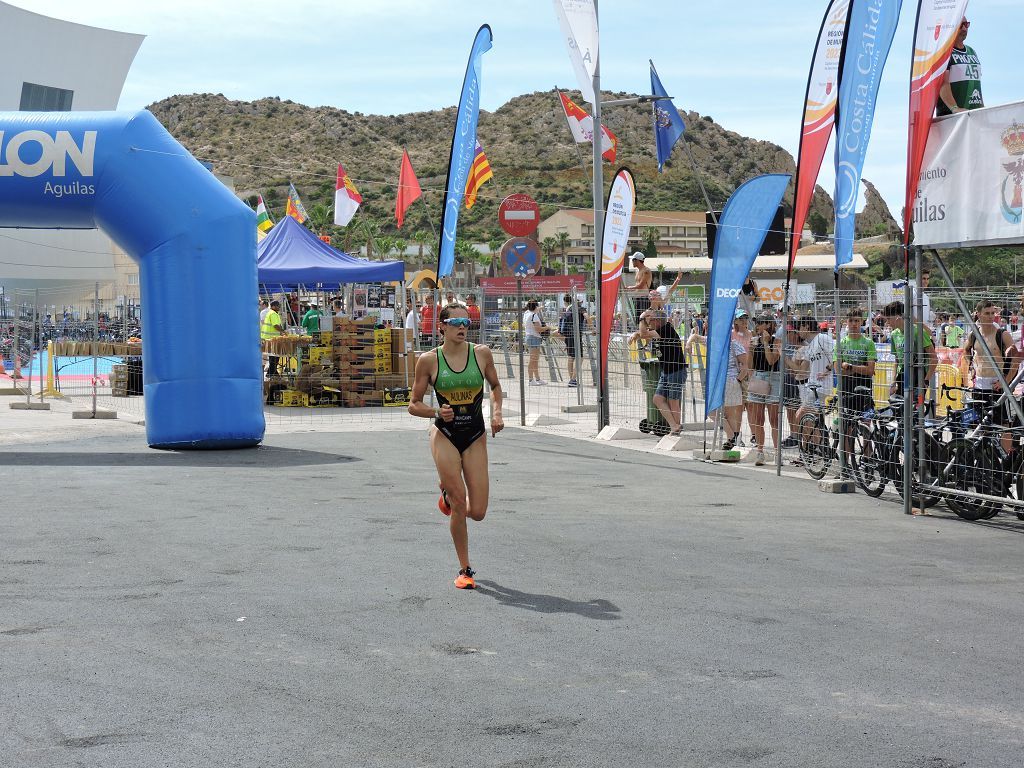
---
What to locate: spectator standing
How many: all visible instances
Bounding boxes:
[558,293,586,387]
[523,299,547,385]
[731,308,753,444]
[465,294,481,342]
[722,312,751,450]
[779,322,806,449]
[301,302,324,335]
[420,293,437,345]
[260,300,285,378]
[627,252,652,321]
[883,301,937,401]
[793,317,834,447]
[630,309,686,435]
[835,308,877,478]
[746,312,782,465]
[937,17,983,116]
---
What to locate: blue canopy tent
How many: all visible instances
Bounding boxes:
[256,216,404,290]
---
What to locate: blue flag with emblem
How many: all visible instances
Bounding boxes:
[650,61,686,173]
[437,25,493,280]
[833,0,901,269]
[705,174,791,417]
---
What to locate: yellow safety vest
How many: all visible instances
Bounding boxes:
[261,310,281,340]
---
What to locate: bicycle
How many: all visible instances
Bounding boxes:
[797,384,840,480]
[934,382,1024,521]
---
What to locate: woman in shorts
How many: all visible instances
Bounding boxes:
[522,299,546,385]
[745,312,782,465]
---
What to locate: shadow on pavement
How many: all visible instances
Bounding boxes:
[0,445,359,468]
[474,580,621,620]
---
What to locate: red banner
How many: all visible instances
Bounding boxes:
[479,275,585,293]
[903,0,969,252]
[788,0,849,281]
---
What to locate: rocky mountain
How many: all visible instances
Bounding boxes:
[147,90,841,245]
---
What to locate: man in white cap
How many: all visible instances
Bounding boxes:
[627,251,652,322]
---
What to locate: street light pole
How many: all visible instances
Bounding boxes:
[591,3,606,431]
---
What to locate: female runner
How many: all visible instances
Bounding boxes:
[409,302,504,589]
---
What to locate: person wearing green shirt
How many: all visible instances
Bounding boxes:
[301,304,324,335]
[937,17,983,116]
[882,300,937,400]
[944,320,965,348]
[835,309,877,476]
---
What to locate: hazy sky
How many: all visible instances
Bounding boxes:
[10,0,1018,220]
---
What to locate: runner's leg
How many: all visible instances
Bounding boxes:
[430,428,470,569]
[460,437,489,523]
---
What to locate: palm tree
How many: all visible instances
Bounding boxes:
[642,226,660,260]
[393,238,408,265]
[376,236,396,261]
[411,230,430,270]
[351,218,382,259]
[541,236,557,270]
[556,231,571,276]
[306,203,334,236]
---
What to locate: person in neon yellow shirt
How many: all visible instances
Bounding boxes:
[260,300,284,376]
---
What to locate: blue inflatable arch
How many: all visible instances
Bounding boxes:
[0,111,265,448]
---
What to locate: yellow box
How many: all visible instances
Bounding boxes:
[279,390,310,407]
[374,345,391,360]
[374,329,391,345]
[318,331,333,345]
[308,346,332,364]
[374,357,393,374]
[383,387,410,407]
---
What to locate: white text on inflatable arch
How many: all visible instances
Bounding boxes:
[0,130,96,178]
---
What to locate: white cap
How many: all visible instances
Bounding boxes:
[631,251,646,261]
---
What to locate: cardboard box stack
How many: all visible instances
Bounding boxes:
[110,364,128,397]
[332,317,392,407]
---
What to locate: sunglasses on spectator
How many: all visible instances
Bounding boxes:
[444,317,471,328]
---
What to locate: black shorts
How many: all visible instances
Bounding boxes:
[783,374,801,408]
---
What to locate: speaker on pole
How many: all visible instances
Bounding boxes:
[705,206,787,259]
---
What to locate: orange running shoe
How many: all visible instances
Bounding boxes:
[454,567,476,589]
[438,490,452,516]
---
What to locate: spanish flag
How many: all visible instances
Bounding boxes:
[285,183,308,224]
[464,140,493,209]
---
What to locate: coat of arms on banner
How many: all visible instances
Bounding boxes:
[1000,120,1024,225]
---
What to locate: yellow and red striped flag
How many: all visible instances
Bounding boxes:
[464,140,493,209]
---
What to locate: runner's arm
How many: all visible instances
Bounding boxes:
[408,351,449,420]
[478,346,504,435]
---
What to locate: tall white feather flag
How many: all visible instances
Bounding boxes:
[553,0,599,105]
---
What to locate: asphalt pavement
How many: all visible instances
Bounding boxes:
[2,422,1023,767]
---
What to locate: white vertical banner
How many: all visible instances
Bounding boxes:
[553,0,599,105]
[914,102,1024,248]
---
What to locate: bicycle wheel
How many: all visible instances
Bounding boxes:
[974,441,1006,519]
[799,412,832,480]
[851,424,887,497]
[894,434,941,509]
[940,439,997,520]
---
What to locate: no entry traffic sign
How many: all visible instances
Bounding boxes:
[498,193,540,237]
[500,237,540,277]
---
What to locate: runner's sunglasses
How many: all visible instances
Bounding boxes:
[443,317,472,328]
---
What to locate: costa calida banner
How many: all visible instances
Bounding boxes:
[902,0,970,247]
[789,0,850,280]
[833,0,903,269]
[437,24,493,280]
[599,167,635,389]
[914,103,1024,248]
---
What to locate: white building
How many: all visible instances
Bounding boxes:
[0,1,144,310]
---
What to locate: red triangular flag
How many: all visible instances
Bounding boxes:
[395,149,423,229]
